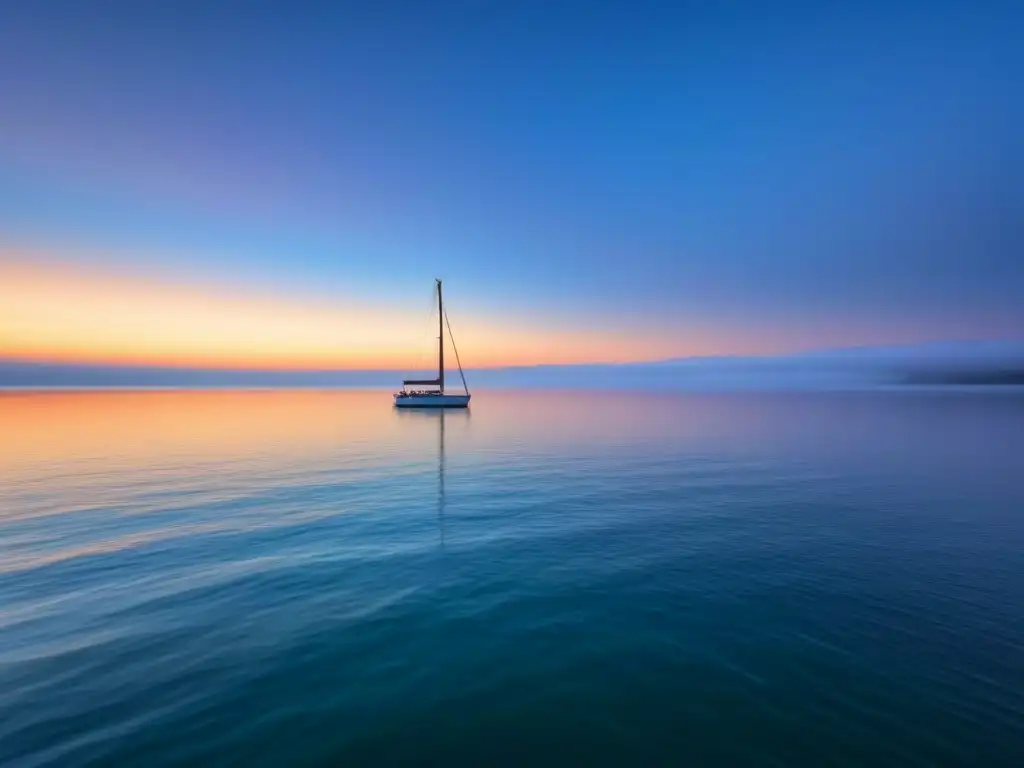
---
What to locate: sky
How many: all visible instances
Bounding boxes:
[1,0,1021,370]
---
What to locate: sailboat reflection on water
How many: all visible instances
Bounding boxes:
[395,405,469,545]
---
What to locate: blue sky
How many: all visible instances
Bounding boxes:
[0,0,1021,367]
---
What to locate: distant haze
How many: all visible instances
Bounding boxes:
[4,340,1022,390]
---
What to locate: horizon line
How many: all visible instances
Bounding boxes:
[2,337,1023,374]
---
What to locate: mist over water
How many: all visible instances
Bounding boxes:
[3,339,1022,390]
[2,389,1023,765]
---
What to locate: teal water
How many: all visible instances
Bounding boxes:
[2,389,1023,766]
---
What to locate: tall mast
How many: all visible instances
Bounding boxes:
[437,279,445,393]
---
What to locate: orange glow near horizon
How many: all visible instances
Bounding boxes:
[0,252,701,369]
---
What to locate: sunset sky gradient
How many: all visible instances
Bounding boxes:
[1,1,1021,370]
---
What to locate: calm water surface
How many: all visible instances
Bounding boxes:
[2,389,1023,766]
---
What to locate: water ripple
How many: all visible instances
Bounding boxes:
[2,390,1023,765]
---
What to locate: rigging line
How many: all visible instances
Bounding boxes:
[412,283,439,374]
[443,308,470,395]
[422,282,438,340]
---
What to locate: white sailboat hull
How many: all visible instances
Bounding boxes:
[394,393,471,408]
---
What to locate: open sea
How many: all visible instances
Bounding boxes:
[2,388,1023,766]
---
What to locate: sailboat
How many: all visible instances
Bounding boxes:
[394,279,471,408]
